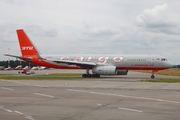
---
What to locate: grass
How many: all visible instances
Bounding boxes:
[0,73,85,80]
[41,73,82,76]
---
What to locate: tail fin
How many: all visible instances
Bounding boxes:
[16,29,41,58]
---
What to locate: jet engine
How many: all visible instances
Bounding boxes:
[117,70,128,75]
[92,66,116,75]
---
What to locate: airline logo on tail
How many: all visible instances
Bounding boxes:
[21,46,34,51]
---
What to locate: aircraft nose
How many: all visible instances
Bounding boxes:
[166,61,174,68]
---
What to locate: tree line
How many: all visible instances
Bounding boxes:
[0,60,179,68]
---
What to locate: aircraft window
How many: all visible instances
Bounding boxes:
[161,58,167,61]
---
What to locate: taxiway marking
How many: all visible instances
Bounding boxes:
[4,109,13,112]
[0,105,34,120]
[1,87,14,91]
[2,80,48,87]
[68,89,180,104]
[118,107,143,113]
[97,103,102,106]
[14,110,23,115]
[34,93,54,98]
[33,84,48,87]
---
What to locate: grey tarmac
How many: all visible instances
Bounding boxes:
[0,69,180,120]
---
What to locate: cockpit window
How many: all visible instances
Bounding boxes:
[161,58,167,61]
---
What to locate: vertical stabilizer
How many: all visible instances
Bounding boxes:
[16,29,40,57]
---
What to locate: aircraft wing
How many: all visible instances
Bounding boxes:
[5,53,97,67]
[53,59,96,67]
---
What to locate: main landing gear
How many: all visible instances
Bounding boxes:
[82,68,100,78]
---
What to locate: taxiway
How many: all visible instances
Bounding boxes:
[0,70,180,120]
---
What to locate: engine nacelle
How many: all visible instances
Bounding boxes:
[117,70,128,75]
[92,66,116,75]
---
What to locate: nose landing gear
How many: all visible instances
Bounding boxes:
[151,74,155,79]
[151,70,158,79]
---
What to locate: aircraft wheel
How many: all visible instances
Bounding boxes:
[82,74,87,78]
[87,74,92,78]
[151,75,155,79]
[92,74,96,78]
[95,74,100,78]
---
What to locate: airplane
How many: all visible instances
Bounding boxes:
[14,65,22,70]
[31,66,39,70]
[31,66,48,70]
[22,66,29,70]
[4,29,174,78]
[4,66,11,70]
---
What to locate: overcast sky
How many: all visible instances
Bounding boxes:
[0,0,180,64]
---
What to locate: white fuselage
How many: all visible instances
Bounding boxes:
[40,54,173,70]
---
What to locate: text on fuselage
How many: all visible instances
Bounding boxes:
[59,56,124,64]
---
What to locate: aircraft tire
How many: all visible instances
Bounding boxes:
[151,75,155,79]
[87,74,92,78]
[82,74,100,78]
[92,74,96,78]
[82,74,87,78]
[95,74,100,78]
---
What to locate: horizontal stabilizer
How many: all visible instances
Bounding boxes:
[4,54,33,61]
